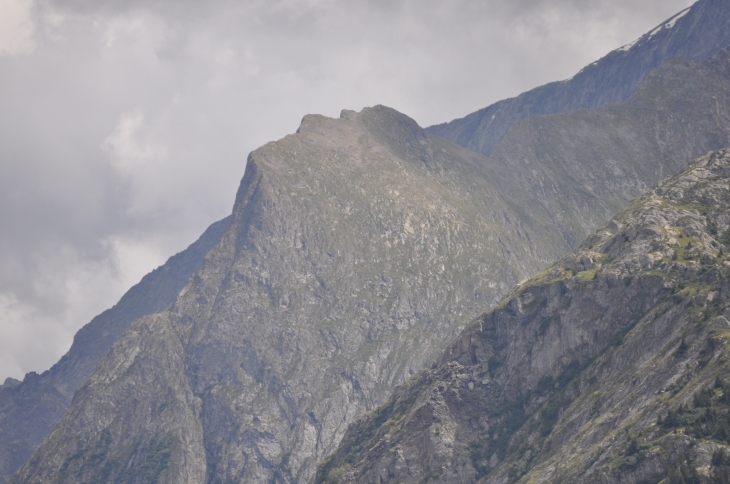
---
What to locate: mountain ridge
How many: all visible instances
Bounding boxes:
[426,0,730,158]
[10,39,730,479]
[10,106,565,484]
[0,216,230,484]
[5,2,730,481]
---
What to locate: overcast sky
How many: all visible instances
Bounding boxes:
[0,0,695,381]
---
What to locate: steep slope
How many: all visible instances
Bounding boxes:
[485,45,730,248]
[427,0,730,157]
[10,106,568,484]
[0,216,230,484]
[316,149,730,484]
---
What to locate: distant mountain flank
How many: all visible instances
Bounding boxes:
[12,56,730,478]
[317,149,730,484]
[427,0,730,157]
[484,45,730,249]
[0,216,230,484]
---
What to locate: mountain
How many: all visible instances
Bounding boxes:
[9,40,730,483]
[316,149,730,484]
[483,45,730,249]
[9,106,568,484]
[8,4,730,480]
[0,216,230,483]
[426,0,730,157]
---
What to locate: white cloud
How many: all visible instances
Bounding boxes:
[104,109,167,169]
[0,0,36,56]
[0,246,124,379]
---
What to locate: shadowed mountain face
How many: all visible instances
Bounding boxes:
[484,45,730,250]
[10,106,566,484]
[0,217,230,484]
[427,0,730,157]
[317,149,730,484]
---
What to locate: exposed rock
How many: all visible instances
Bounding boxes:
[462,44,730,253]
[10,106,565,484]
[0,217,230,483]
[8,4,730,480]
[316,150,730,484]
[0,380,19,393]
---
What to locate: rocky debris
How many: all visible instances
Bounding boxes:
[316,150,730,484]
[0,216,230,484]
[10,106,566,484]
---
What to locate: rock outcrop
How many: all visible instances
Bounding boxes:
[316,149,730,484]
[427,0,730,157]
[10,106,565,484]
[0,216,230,483]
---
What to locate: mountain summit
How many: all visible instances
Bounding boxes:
[5,3,730,482]
[10,106,563,484]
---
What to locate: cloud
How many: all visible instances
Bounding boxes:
[0,0,36,56]
[0,0,695,379]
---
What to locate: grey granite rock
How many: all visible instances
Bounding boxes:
[10,24,730,483]
[483,45,730,250]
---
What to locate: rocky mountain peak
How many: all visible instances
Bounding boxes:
[10,105,563,484]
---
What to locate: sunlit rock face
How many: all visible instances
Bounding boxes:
[8,4,730,481]
[479,45,730,251]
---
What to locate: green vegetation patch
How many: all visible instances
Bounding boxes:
[657,378,730,443]
[576,268,599,282]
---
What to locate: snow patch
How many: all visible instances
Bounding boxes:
[665,8,690,30]
[647,7,690,40]
[619,38,640,52]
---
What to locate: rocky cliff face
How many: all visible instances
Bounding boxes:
[317,149,730,484]
[10,43,730,481]
[10,106,568,484]
[0,216,230,484]
[427,0,730,157]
